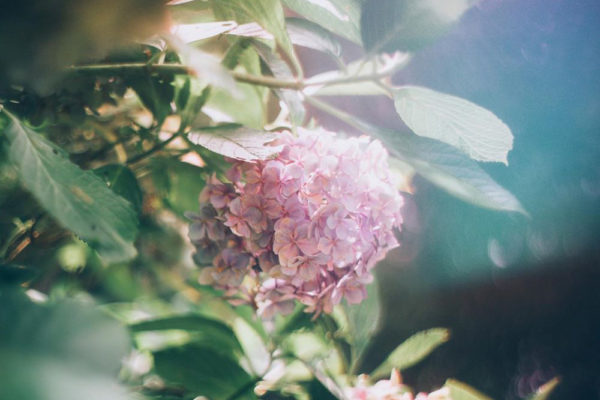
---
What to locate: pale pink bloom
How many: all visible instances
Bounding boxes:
[189,127,404,317]
[224,198,252,237]
[273,218,319,267]
[200,174,236,210]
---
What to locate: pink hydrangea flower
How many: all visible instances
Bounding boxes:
[188,127,404,316]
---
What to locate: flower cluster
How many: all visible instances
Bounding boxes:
[346,370,451,400]
[188,128,403,317]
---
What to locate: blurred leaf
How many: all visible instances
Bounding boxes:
[172,21,238,43]
[205,43,268,129]
[150,157,206,217]
[304,379,340,400]
[251,39,306,126]
[94,164,143,214]
[174,76,210,128]
[307,98,527,214]
[275,304,314,336]
[2,112,138,263]
[371,328,450,378]
[168,36,237,93]
[361,0,475,53]
[0,290,132,400]
[394,86,514,164]
[342,281,381,371]
[283,0,362,44]
[286,17,342,59]
[167,0,213,24]
[130,314,243,355]
[128,73,174,124]
[153,343,255,400]
[0,264,37,285]
[212,0,300,73]
[528,378,560,400]
[188,124,282,162]
[386,132,526,214]
[444,379,493,400]
[233,317,271,375]
[304,52,410,97]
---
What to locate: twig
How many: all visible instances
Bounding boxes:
[125,130,181,165]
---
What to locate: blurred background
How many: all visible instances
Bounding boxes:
[306,1,600,398]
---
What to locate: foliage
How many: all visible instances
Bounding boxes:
[0,1,556,400]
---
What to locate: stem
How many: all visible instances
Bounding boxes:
[125,130,181,165]
[68,63,304,90]
[68,61,402,92]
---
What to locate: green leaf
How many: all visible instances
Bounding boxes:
[394,86,514,164]
[361,0,475,53]
[528,378,560,400]
[94,164,143,214]
[250,39,306,126]
[444,379,493,400]
[286,17,342,59]
[128,73,175,124]
[172,21,238,43]
[386,132,527,214]
[153,344,255,400]
[175,76,211,128]
[188,124,282,162]
[130,314,243,356]
[212,0,300,73]
[167,0,213,24]
[150,158,206,217]
[233,317,271,375]
[304,52,410,97]
[168,36,237,94]
[205,43,268,129]
[371,328,450,379]
[0,290,132,400]
[283,0,362,44]
[306,97,527,214]
[342,281,382,371]
[2,112,138,263]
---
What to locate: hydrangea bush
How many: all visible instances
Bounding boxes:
[189,128,404,316]
[0,1,558,400]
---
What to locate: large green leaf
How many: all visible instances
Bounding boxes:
[444,379,493,400]
[205,42,268,129]
[188,124,282,162]
[285,17,342,60]
[386,132,526,214]
[94,164,143,214]
[251,39,306,126]
[306,98,526,214]
[130,314,243,356]
[342,281,382,371]
[394,86,514,164]
[371,328,450,379]
[153,344,255,400]
[283,0,362,44]
[150,157,206,217]
[361,0,476,53]
[2,112,138,263]
[212,0,300,73]
[0,290,132,400]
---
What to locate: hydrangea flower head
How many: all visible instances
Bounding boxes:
[188,128,404,317]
